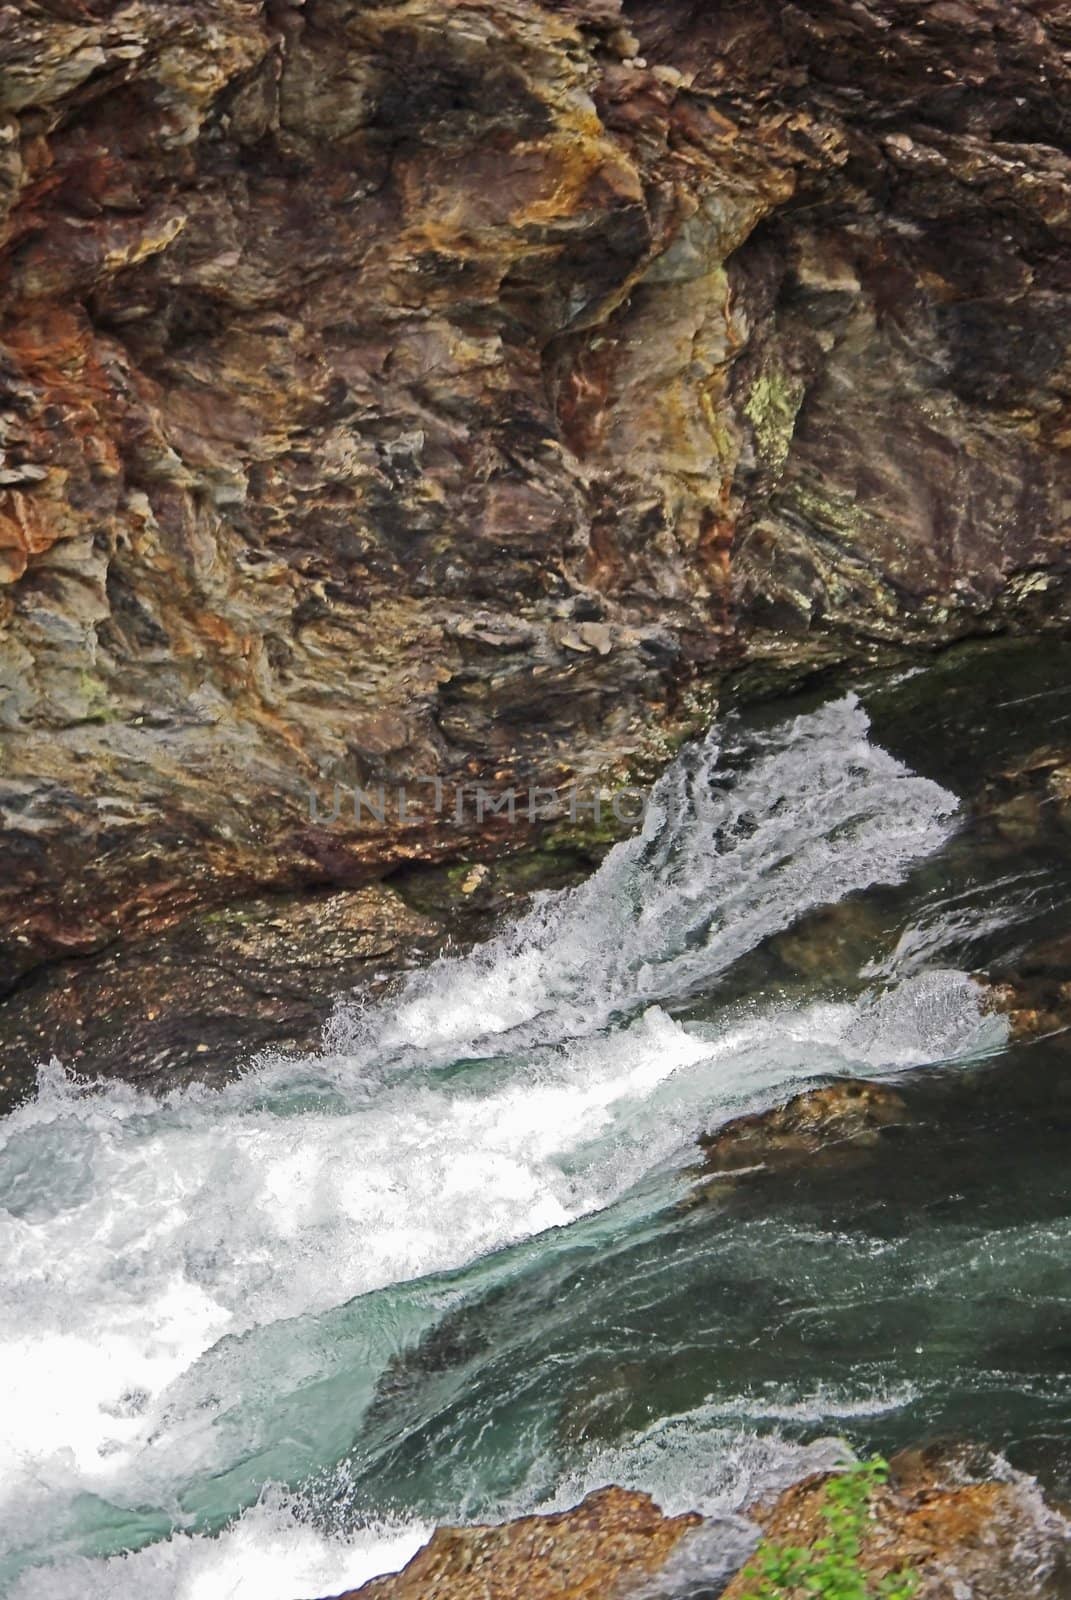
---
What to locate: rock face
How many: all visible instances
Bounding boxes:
[0,881,443,1109]
[316,1487,702,1600]
[2,0,1071,985]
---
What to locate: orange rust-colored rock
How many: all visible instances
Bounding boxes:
[2,0,1071,992]
[318,1487,701,1600]
[722,1448,1071,1600]
[305,1453,1069,1600]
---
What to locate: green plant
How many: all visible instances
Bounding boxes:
[738,1456,918,1600]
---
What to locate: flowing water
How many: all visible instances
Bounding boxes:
[2,640,1070,1599]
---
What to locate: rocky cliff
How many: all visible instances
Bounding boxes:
[2,0,1070,991]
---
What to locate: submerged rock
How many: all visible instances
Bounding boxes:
[2,0,1071,988]
[976,746,1071,849]
[316,1487,702,1600]
[767,900,892,984]
[690,1078,909,1199]
[976,933,1071,1043]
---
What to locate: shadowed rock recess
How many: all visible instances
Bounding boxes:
[2,0,1071,990]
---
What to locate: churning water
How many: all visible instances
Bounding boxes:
[3,655,1070,1600]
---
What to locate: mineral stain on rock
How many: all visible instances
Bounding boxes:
[1,0,1070,993]
[314,1487,702,1600]
[307,1451,1070,1600]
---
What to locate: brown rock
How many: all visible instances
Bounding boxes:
[316,1487,701,1600]
[0,884,445,1108]
[303,1449,1069,1600]
[976,932,1071,1042]
[722,1447,1071,1600]
[692,1078,908,1196]
[1,0,1070,992]
[976,744,1071,848]
[769,900,891,982]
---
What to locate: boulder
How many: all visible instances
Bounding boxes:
[976,934,1071,1043]
[722,1446,1071,1600]
[309,1448,1069,1600]
[691,1078,909,1198]
[316,1486,701,1600]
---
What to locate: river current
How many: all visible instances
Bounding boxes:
[2,641,1069,1598]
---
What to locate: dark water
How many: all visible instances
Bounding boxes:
[330,640,1071,1517]
[1,637,1069,1597]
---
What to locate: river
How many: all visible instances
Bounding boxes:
[2,639,1069,1598]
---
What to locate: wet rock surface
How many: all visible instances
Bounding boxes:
[0,883,442,1109]
[976,744,1071,850]
[0,835,612,1105]
[978,931,1071,1042]
[968,727,1071,1040]
[313,1487,702,1600]
[308,1449,1070,1600]
[691,1078,910,1199]
[2,0,1070,989]
[723,1446,1071,1600]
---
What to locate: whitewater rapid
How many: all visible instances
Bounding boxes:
[0,694,1009,1598]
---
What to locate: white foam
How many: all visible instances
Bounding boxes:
[0,695,981,1591]
[541,1404,859,1522]
[6,1491,430,1600]
[348,694,960,1063]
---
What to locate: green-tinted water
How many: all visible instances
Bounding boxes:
[2,637,1070,1597]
